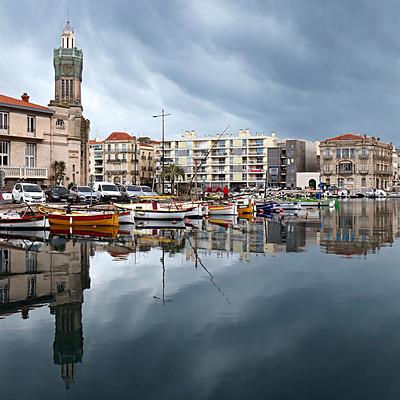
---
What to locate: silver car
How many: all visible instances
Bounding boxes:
[139,185,158,197]
[70,185,101,203]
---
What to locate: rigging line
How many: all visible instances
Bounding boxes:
[184,230,231,304]
[187,124,231,195]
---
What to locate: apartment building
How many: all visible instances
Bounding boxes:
[320,133,394,190]
[266,139,319,188]
[157,129,277,189]
[89,132,157,185]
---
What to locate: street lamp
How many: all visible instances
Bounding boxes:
[153,109,171,194]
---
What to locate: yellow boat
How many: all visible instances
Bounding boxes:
[47,211,119,227]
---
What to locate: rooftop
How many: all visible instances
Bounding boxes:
[105,132,135,141]
[0,93,52,113]
[326,133,364,141]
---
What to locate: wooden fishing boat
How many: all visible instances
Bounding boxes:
[237,200,255,215]
[184,204,203,218]
[0,210,48,229]
[133,209,185,220]
[47,211,119,227]
[208,203,238,216]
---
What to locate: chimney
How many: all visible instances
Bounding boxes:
[21,93,29,102]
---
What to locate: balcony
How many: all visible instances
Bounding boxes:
[322,170,333,175]
[358,169,369,174]
[358,154,369,160]
[338,169,353,175]
[0,126,9,135]
[322,154,333,160]
[2,167,48,179]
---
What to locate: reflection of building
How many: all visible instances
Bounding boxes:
[320,133,393,190]
[0,238,90,389]
[320,201,397,256]
[89,132,157,185]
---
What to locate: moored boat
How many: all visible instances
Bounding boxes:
[118,210,135,224]
[208,203,238,216]
[133,209,185,220]
[47,211,119,227]
[0,210,48,229]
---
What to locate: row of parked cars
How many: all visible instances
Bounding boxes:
[11,181,158,204]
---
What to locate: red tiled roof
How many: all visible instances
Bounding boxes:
[0,93,51,112]
[89,139,104,144]
[105,131,135,141]
[326,133,363,141]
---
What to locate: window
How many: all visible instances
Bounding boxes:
[27,276,36,298]
[27,116,35,135]
[25,144,36,167]
[0,142,9,166]
[0,112,8,132]
[338,178,344,188]
[25,252,37,273]
[0,282,8,304]
[361,177,366,187]
[336,149,341,158]
[62,79,73,100]
[342,148,349,158]
[242,139,247,146]
[350,148,355,158]
[122,144,126,152]
[56,119,64,128]
[323,148,332,156]
[0,249,10,274]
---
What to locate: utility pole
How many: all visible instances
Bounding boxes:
[153,109,171,194]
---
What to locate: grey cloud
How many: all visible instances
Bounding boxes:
[1,0,400,142]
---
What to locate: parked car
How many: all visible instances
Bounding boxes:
[45,186,75,203]
[119,184,143,201]
[92,182,122,202]
[12,183,45,204]
[139,185,158,197]
[70,185,101,203]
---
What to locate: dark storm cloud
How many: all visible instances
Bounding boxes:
[1,0,400,142]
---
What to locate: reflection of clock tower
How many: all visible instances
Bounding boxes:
[53,20,83,106]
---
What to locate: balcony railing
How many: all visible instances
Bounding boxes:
[358,169,369,174]
[359,154,369,160]
[0,127,9,135]
[322,154,333,160]
[1,167,48,179]
[338,169,353,175]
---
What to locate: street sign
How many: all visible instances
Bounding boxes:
[89,174,95,185]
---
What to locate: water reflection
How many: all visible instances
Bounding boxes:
[0,235,89,389]
[1,199,400,396]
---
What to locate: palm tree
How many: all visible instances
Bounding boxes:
[161,164,185,195]
[54,161,66,185]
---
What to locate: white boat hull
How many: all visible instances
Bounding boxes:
[118,211,135,224]
[208,204,238,216]
[184,205,203,218]
[134,210,185,220]
[0,217,49,229]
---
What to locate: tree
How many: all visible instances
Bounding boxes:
[54,161,66,185]
[161,164,185,195]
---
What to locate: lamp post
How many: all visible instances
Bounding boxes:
[153,109,171,194]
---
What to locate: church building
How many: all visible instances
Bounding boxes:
[0,20,89,188]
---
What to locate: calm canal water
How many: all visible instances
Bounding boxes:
[1,199,400,399]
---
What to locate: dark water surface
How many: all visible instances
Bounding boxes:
[1,199,400,399]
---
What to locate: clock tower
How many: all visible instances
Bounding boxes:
[49,20,90,185]
[52,20,83,106]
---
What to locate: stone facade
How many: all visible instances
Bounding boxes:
[320,133,394,190]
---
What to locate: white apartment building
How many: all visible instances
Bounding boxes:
[158,129,277,189]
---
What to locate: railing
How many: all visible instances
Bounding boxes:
[322,170,333,175]
[358,169,369,174]
[338,169,353,175]
[358,154,369,160]
[1,167,48,179]
[0,127,9,135]
[322,154,333,160]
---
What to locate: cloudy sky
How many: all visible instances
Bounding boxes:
[1,0,400,143]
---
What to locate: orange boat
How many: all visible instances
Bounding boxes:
[47,211,119,227]
[50,224,119,238]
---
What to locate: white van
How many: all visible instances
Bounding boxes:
[12,183,45,204]
[92,182,122,202]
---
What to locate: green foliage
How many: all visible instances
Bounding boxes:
[54,161,66,185]
[161,164,185,195]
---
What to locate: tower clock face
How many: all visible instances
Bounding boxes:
[63,65,74,75]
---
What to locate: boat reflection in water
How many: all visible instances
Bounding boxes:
[2,200,400,395]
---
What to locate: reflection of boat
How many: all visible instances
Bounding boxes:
[0,210,48,229]
[50,225,119,238]
[134,219,186,229]
[208,215,238,227]
[208,204,238,216]
[118,210,135,224]
[47,211,119,227]
[0,229,49,242]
